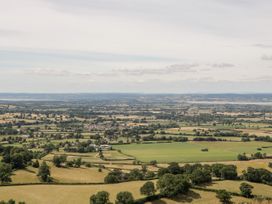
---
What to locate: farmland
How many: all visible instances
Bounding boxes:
[0,93,272,204]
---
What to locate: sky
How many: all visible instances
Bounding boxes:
[0,0,272,93]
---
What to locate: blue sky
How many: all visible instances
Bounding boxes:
[0,0,272,93]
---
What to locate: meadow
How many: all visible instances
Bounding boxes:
[114,141,272,163]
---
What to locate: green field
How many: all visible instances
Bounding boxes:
[114,142,272,163]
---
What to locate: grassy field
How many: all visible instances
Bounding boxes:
[0,183,254,204]
[147,189,252,204]
[11,165,108,184]
[206,180,272,197]
[114,142,272,163]
[43,150,134,164]
[0,181,147,204]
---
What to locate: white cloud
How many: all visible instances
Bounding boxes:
[0,0,272,92]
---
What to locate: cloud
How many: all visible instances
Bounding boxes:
[261,55,272,60]
[23,64,198,78]
[114,64,198,76]
[209,63,235,68]
[253,44,272,48]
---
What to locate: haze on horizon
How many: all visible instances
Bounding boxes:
[0,0,272,93]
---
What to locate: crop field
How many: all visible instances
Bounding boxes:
[114,142,272,163]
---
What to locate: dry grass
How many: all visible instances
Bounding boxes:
[0,181,147,204]
[11,169,40,184]
[147,189,252,204]
[11,165,108,184]
[50,166,108,183]
[207,180,272,197]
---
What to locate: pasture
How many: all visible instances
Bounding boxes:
[0,181,147,204]
[147,189,252,204]
[114,141,272,163]
[206,180,272,197]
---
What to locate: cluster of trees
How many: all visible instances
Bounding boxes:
[90,191,134,204]
[243,167,272,185]
[254,136,272,142]
[157,163,213,185]
[0,146,33,169]
[104,168,155,184]
[193,137,226,142]
[211,164,238,180]
[142,135,188,142]
[63,141,96,153]
[237,152,267,161]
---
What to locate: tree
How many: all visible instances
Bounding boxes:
[216,190,232,204]
[157,168,170,177]
[167,162,182,174]
[240,182,254,198]
[52,155,67,167]
[145,171,155,179]
[0,163,12,183]
[90,191,110,204]
[220,165,237,180]
[157,174,190,198]
[128,169,143,181]
[190,168,212,185]
[104,169,123,183]
[115,191,134,204]
[37,161,51,182]
[211,164,225,178]
[140,181,156,196]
